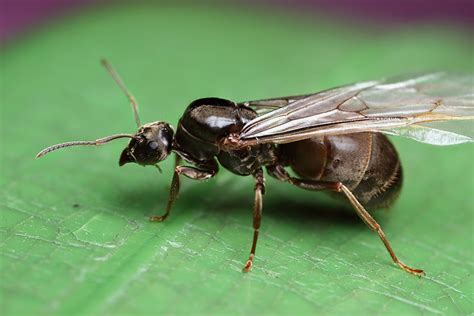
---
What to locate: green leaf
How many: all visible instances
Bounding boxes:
[1,4,473,315]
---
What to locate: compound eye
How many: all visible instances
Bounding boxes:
[148,141,159,150]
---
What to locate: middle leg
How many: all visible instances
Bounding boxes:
[242,168,265,272]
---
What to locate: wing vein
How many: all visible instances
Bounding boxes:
[237,73,473,146]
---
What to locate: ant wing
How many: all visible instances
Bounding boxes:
[238,93,315,115]
[238,73,473,146]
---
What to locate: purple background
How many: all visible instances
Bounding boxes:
[1,0,473,43]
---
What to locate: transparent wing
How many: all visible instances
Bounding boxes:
[238,93,314,115]
[239,73,473,146]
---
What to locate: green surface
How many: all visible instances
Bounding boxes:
[1,4,473,315]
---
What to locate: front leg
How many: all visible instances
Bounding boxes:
[150,159,218,222]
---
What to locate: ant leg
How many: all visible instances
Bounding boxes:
[149,169,181,222]
[174,154,182,169]
[337,184,424,276]
[266,165,424,276]
[150,159,218,222]
[243,168,265,272]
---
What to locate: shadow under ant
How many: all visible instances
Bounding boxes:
[108,178,382,230]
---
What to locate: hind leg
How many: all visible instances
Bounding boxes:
[267,165,424,276]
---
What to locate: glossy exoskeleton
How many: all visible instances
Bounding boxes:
[37,60,473,275]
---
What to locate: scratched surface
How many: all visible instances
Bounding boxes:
[1,4,473,315]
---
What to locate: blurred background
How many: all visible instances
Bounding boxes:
[2,0,473,43]
[1,1,473,316]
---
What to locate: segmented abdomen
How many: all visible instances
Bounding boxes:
[280,133,403,209]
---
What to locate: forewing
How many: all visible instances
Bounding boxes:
[239,73,473,146]
[238,93,315,115]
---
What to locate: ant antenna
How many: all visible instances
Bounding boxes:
[36,134,135,158]
[101,58,142,127]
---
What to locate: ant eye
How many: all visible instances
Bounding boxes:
[148,141,159,150]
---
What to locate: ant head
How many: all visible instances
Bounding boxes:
[36,59,175,169]
[119,122,174,166]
